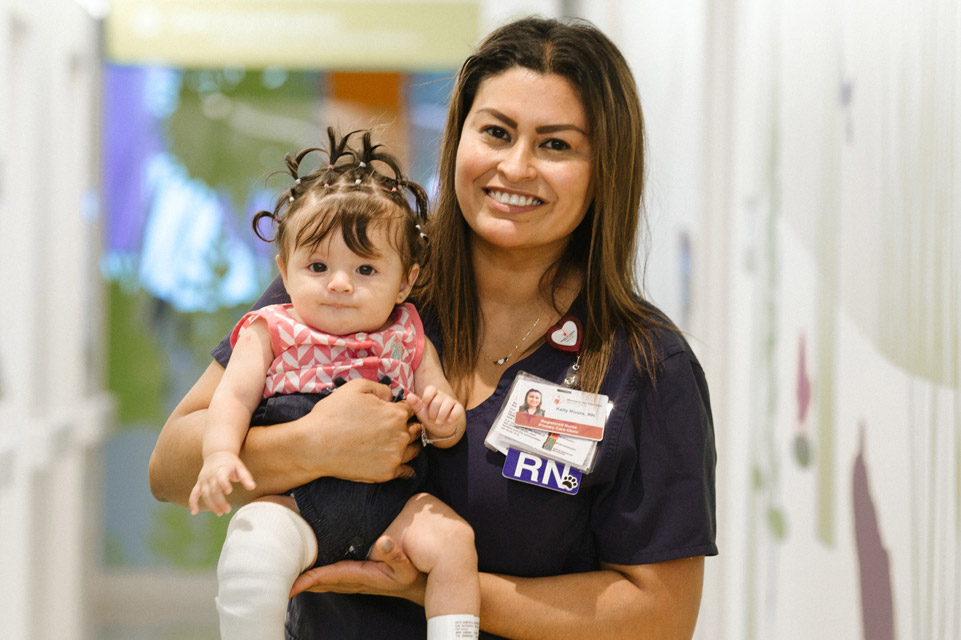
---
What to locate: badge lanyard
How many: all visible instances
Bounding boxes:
[546,316,582,389]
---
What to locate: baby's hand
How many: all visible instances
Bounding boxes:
[188,451,256,516]
[407,386,466,442]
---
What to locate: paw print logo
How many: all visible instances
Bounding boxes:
[561,475,579,491]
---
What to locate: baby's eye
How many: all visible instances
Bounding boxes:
[542,138,571,151]
[357,265,377,276]
[308,263,327,273]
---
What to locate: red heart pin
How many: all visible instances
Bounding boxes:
[546,316,582,353]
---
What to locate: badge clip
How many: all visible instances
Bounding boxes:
[546,316,582,353]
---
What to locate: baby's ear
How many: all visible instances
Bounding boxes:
[275,255,288,283]
[396,263,420,303]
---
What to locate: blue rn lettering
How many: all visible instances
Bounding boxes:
[502,448,581,495]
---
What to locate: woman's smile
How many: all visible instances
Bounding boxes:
[484,188,545,209]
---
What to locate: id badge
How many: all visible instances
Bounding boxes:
[484,371,607,474]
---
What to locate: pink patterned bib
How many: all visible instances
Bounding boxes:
[229,302,425,398]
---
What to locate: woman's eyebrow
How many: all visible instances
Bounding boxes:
[475,108,587,136]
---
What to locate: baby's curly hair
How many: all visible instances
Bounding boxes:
[253,127,430,275]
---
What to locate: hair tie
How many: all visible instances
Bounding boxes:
[354,178,361,185]
[358,161,366,168]
[288,196,294,203]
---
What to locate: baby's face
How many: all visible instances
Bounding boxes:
[281,225,415,336]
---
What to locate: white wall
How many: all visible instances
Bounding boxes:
[722,1,960,638]
[583,2,960,640]
[0,1,110,638]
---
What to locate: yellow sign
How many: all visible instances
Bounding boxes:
[106,0,480,71]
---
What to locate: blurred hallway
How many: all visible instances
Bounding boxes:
[2,1,958,639]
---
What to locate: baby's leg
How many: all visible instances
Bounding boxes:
[216,496,317,639]
[375,493,480,639]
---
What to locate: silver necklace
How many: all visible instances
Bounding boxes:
[486,317,542,366]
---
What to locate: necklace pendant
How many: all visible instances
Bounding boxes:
[494,356,509,366]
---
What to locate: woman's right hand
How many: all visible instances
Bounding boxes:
[289,535,427,604]
[149,363,422,508]
[295,377,423,484]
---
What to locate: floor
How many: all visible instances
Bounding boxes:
[92,569,219,640]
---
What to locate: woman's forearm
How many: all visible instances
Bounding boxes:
[149,363,422,509]
[150,405,346,508]
[478,557,704,640]
[148,361,326,507]
[149,362,224,507]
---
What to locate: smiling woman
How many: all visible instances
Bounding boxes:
[455,68,594,256]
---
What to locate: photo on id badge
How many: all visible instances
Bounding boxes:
[512,381,606,442]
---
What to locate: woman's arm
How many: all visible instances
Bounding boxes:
[477,558,704,639]
[148,362,424,509]
[291,548,704,639]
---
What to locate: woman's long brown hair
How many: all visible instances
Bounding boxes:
[419,16,672,394]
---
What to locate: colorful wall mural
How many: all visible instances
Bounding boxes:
[727,0,959,638]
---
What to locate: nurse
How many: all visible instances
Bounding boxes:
[150,15,717,639]
[518,390,544,416]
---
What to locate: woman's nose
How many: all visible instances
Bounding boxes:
[498,143,537,182]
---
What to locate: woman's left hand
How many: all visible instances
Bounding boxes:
[289,535,427,605]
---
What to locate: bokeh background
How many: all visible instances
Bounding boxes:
[1,0,958,638]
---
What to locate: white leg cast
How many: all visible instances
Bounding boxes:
[426,614,480,640]
[216,501,317,640]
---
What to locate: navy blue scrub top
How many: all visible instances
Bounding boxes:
[212,276,718,640]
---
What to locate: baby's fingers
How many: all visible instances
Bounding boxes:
[405,392,424,414]
[206,485,232,516]
[444,401,466,425]
[231,464,257,492]
[437,396,460,422]
[408,386,437,413]
[188,484,203,515]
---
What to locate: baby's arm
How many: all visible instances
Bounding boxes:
[189,319,275,515]
[407,339,466,450]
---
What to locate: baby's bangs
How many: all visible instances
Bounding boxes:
[296,191,396,258]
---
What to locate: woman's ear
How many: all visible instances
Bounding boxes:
[396,263,420,303]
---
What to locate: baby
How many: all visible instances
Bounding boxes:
[189,128,479,640]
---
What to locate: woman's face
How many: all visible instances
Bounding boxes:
[526,390,541,408]
[455,67,593,256]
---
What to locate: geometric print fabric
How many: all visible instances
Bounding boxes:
[229,302,425,399]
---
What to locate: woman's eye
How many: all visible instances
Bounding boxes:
[309,263,327,273]
[357,265,376,276]
[543,138,571,151]
[481,125,510,141]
